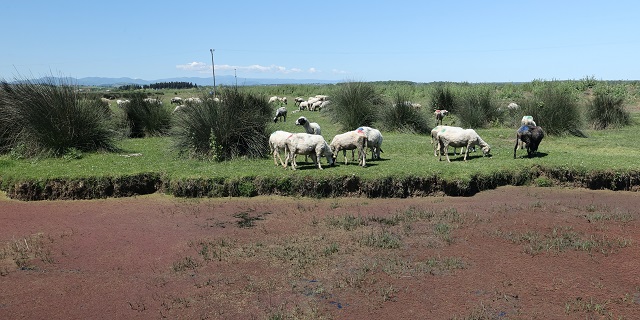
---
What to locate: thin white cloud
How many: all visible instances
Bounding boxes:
[177,62,333,75]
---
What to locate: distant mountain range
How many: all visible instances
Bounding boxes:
[12,76,340,87]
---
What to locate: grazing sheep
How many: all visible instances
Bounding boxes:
[185,97,202,104]
[310,100,323,111]
[294,97,305,106]
[171,97,183,104]
[116,99,130,108]
[283,133,334,170]
[518,116,537,149]
[144,98,162,105]
[279,96,288,105]
[268,96,279,104]
[319,100,331,111]
[295,116,321,135]
[514,125,544,158]
[330,130,367,167]
[269,130,292,166]
[434,109,449,125]
[357,126,384,160]
[273,106,287,123]
[100,97,111,106]
[172,104,187,113]
[431,125,471,157]
[507,102,520,110]
[437,128,491,162]
[298,101,309,111]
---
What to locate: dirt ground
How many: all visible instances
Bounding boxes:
[1,186,639,319]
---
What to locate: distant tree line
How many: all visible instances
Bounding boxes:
[117,82,198,90]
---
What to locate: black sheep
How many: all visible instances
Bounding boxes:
[514,125,544,158]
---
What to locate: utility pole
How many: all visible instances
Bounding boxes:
[210,49,216,96]
[234,68,237,87]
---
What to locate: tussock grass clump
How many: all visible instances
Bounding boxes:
[587,85,630,129]
[429,85,456,113]
[328,81,384,131]
[122,94,171,138]
[456,86,500,128]
[378,92,431,133]
[171,87,271,160]
[0,77,118,157]
[519,82,585,136]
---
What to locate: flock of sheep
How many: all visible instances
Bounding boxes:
[270,98,544,170]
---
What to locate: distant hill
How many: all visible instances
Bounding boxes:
[11,76,340,87]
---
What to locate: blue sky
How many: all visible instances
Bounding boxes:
[2,1,639,83]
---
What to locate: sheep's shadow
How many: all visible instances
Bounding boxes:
[439,153,489,162]
[515,152,548,159]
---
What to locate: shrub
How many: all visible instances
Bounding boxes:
[171,88,271,160]
[122,94,172,138]
[378,92,431,133]
[518,82,585,136]
[327,81,384,131]
[456,86,500,128]
[0,77,118,157]
[587,85,630,129]
[429,85,457,113]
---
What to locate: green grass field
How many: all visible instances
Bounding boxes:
[1,82,639,199]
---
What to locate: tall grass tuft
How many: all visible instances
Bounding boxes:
[519,82,585,136]
[0,77,118,157]
[171,87,271,160]
[429,85,457,113]
[328,81,384,131]
[456,86,500,128]
[122,94,172,138]
[378,92,431,133]
[587,85,630,129]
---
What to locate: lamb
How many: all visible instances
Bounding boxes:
[330,130,367,167]
[434,109,449,125]
[269,130,292,166]
[283,133,334,170]
[295,116,321,135]
[514,125,544,158]
[437,128,491,162]
[273,106,287,123]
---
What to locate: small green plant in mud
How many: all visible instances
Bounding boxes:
[534,176,553,187]
[233,210,270,228]
[0,233,54,273]
[323,242,339,256]
[565,297,611,317]
[172,256,198,272]
[326,214,368,231]
[360,228,402,249]
[434,222,453,244]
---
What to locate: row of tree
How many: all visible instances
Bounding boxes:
[118,82,198,90]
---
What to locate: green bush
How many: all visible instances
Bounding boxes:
[378,92,431,133]
[587,85,630,129]
[0,77,118,157]
[122,94,172,138]
[456,86,500,128]
[327,81,384,131]
[519,82,585,136]
[429,85,457,113]
[171,88,271,160]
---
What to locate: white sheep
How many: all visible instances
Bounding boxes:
[279,96,288,105]
[171,97,183,104]
[268,96,279,104]
[172,104,187,113]
[298,101,309,111]
[437,128,491,162]
[269,130,292,166]
[434,109,449,125]
[431,125,469,157]
[143,97,162,105]
[356,126,383,160]
[330,130,367,167]
[185,97,202,104]
[294,97,305,106]
[116,99,130,108]
[283,133,333,170]
[507,102,520,110]
[273,106,287,123]
[310,100,323,111]
[521,115,536,127]
[295,116,321,135]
